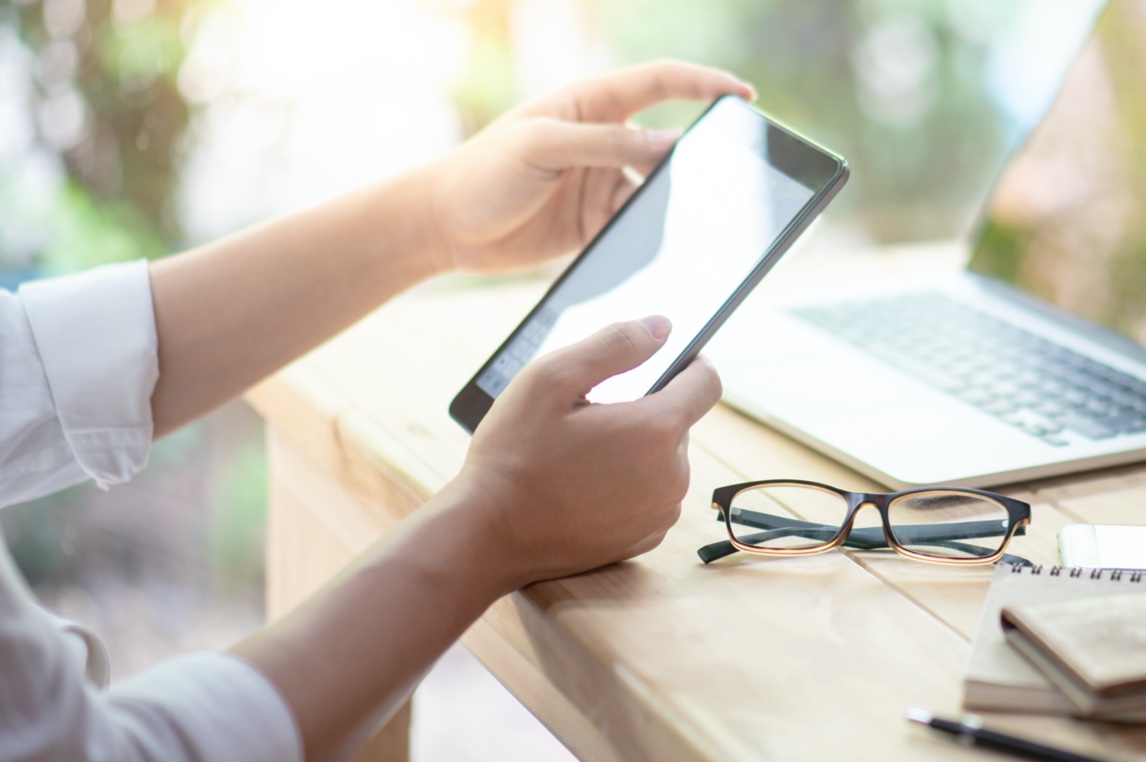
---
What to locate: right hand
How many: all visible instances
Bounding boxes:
[454,316,723,589]
[426,60,755,275]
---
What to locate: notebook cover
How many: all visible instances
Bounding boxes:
[961,564,1146,720]
[1002,594,1146,716]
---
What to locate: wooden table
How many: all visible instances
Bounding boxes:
[246,244,1146,761]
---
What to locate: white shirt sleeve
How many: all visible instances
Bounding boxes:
[0,260,157,508]
[0,533,302,762]
[0,262,303,761]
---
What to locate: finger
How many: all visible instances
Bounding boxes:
[627,144,675,183]
[565,60,756,121]
[647,353,723,427]
[524,120,680,174]
[579,169,636,245]
[629,160,658,181]
[543,317,672,395]
[610,172,640,215]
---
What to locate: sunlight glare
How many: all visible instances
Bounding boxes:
[177,0,470,242]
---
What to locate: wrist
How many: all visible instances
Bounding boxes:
[379,475,526,605]
[412,158,459,277]
[362,166,456,282]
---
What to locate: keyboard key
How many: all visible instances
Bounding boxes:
[1033,401,1067,418]
[1001,409,1065,434]
[1118,417,1146,434]
[1058,411,1119,440]
[981,399,1019,416]
[956,388,995,406]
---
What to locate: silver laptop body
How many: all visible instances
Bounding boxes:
[711,0,1146,488]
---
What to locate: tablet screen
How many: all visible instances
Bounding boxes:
[475,98,824,404]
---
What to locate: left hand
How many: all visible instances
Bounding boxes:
[427,59,755,274]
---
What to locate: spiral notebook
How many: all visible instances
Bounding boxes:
[962,563,1146,721]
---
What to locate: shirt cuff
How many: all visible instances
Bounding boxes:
[107,651,303,762]
[19,260,159,489]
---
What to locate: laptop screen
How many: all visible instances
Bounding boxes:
[970,0,1146,346]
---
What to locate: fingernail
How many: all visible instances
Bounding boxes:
[639,315,671,340]
[646,128,682,149]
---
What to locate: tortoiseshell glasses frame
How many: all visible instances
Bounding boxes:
[697,479,1032,566]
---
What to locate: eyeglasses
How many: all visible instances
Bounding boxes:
[698,479,1032,566]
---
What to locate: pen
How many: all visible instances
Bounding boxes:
[905,708,1108,762]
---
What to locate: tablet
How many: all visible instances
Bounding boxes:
[450,95,848,432]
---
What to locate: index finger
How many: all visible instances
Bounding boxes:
[547,60,755,123]
[647,354,724,428]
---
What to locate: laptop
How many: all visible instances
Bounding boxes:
[710,0,1146,488]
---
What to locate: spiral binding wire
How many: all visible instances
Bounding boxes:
[1006,561,1144,582]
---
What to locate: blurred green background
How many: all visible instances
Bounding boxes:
[0,0,1113,694]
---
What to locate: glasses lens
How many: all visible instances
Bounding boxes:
[726,484,849,550]
[886,491,1011,560]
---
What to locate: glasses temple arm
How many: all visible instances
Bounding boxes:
[725,509,1024,544]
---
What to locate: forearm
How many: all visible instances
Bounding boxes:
[148,169,446,438]
[231,478,514,761]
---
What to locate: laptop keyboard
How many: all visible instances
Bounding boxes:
[792,293,1146,447]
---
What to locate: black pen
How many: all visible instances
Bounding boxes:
[906,708,1108,762]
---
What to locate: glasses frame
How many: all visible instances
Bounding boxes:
[705,479,1032,565]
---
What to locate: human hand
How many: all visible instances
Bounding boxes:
[452,316,722,589]
[427,60,755,274]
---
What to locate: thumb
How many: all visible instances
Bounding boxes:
[543,316,671,396]
[524,120,681,173]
